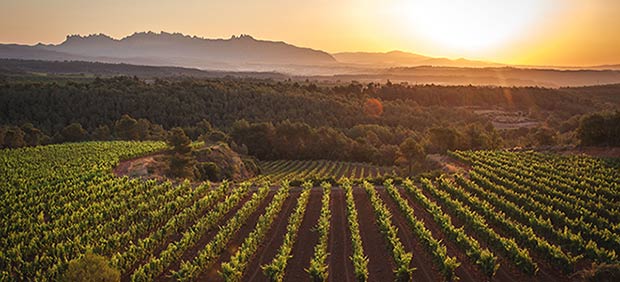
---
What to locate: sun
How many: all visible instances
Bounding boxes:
[392,0,557,56]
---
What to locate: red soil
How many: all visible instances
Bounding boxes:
[328,188,356,282]
[353,188,395,281]
[113,152,168,180]
[427,154,472,174]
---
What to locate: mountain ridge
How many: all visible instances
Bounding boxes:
[0,31,337,71]
[0,31,508,71]
[1,31,619,75]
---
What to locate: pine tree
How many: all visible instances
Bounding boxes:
[398,137,425,175]
[167,127,196,179]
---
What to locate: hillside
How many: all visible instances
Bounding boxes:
[333,50,501,68]
[4,59,620,87]
[4,142,619,281]
[310,66,620,87]
[0,59,287,80]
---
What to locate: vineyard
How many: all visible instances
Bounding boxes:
[258,160,397,183]
[1,142,619,281]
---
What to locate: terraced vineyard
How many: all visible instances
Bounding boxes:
[258,160,397,183]
[1,142,618,281]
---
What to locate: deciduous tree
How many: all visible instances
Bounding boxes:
[61,123,88,142]
[62,252,120,282]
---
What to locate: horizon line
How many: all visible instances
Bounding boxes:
[1,30,618,69]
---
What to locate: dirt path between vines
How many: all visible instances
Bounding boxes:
[328,188,355,282]
[353,189,395,281]
[243,191,301,282]
[376,189,443,282]
[198,191,278,281]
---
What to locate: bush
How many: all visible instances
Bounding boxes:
[1,126,25,148]
[196,162,221,181]
[577,112,620,146]
[62,253,120,282]
[60,123,88,142]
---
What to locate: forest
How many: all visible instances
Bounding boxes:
[1,76,619,166]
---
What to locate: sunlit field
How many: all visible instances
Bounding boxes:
[1,0,619,281]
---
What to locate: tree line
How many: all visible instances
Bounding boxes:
[2,76,610,135]
[0,112,501,168]
[1,77,618,167]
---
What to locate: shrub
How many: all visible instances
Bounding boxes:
[196,162,221,181]
[63,253,120,282]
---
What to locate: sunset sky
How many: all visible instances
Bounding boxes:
[1,0,619,66]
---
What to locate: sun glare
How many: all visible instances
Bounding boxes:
[392,0,558,56]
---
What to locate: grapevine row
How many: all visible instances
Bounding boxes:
[131,182,254,281]
[403,179,499,277]
[171,183,271,281]
[467,171,618,262]
[221,181,291,281]
[384,179,460,280]
[341,179,369,282]
[362,181,414,281]
[307,182,332,282]
[112,181,231,273]
[262,182,313,282]
[451,175,577,272]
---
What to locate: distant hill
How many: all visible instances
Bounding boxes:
[0,59,287,80]
[305,66,620,88]
[0,32,336,71]
[587,64,620,70]
[333,50,502,68]
[3,59,620,87]
[0,44,90,61]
